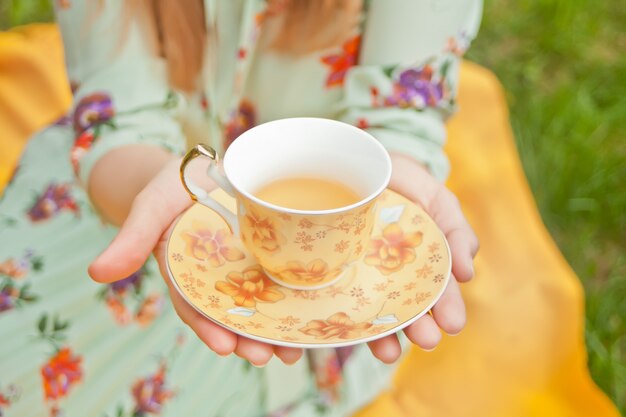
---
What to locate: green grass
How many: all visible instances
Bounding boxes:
[0,0,52,29]
[467,0,626,412]
[2,0,625,413]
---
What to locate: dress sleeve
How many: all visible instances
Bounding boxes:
[54,0,187,185]
[339,0,482,181]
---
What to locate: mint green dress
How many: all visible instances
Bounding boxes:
[0,1,481,416]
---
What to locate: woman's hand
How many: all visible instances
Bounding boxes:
[88,150,477,367]
[365,152,479,363]
[88,157,304,367]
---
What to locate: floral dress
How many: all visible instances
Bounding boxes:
[0,1,481,416]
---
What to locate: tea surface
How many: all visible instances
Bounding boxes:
[254,177,362,210]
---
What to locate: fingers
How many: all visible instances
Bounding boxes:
[89,164,191,283]
[447,227,479,282]
[171,282,298,365]
[432,277,466,335]
[403,313,442,350]
[430,188,479,283]
[239,339,305,367]
[402,277,465,353]
[273,346,304,365]
[235,337,274,367]
[367,334,402,364]
[387,156,479,282]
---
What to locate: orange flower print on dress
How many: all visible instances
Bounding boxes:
[364,224,423,275]
[0,259,27,279]
[320,35,361,88]
[182,222,245,267]
[105,295,132,325]
[135,294,165,327]
[0,384,19,415]
[40,347,83,401]
[0,393,9,409]
[215,265,284,308]
[299,312,372,340]
[276,259,342,284]
[100,268,166,326]
[0,251,42,313]
[244,207,284,253]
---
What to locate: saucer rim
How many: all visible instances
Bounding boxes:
[165,190,452,349]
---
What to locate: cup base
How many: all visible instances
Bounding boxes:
[263,267,348,291]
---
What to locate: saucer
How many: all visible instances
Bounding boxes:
[166,189,451,348]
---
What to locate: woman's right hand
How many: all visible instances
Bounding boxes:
[88,158,304,367]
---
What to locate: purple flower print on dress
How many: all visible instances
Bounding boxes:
[384,65,446,109]
[0,288,15,312]
[110,335,185,416]
[109,269,143,296]
[54,114,72,127]
[0,250,42,314]
[73,92,115,134]
[224,99,257,150]
[27,183,79,223]
[102,268,165,327]
[131,365,174,415]
[335,346,355,367]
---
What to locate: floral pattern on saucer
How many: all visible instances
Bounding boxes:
[166,189,451,348]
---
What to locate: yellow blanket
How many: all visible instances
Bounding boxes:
[0,24,618,417]
[0,24,71,188]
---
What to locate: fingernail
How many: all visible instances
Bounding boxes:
[422,347,436,352]
[251,362,267,368]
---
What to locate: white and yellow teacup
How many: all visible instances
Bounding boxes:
[180,117,392,290]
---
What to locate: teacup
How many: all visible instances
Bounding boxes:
[180,117,392,290]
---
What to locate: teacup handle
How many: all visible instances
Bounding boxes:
[180,144,240,235]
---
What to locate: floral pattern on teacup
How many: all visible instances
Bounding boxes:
[244,206,285,253]
[239,198,376,289]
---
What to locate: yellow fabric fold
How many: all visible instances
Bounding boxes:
[0,24,618,417]
[0,24,72,193]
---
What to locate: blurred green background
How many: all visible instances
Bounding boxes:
[1,0,625,413]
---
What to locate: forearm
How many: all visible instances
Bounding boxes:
[88,144,177,225]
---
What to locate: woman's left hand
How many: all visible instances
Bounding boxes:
[365,153,479,363]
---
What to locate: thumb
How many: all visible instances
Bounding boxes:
[89,166,191,283]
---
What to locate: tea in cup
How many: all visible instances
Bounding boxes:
[180,117,392,290]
